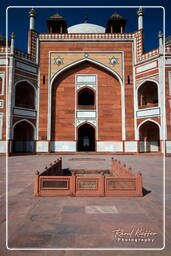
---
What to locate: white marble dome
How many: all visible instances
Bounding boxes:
[68,23,105,34]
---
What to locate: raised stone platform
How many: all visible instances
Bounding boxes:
[34,158,143,197]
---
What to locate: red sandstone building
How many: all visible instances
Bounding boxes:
[0,8,171,155]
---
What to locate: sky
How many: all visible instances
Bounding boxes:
[0,0,170,53]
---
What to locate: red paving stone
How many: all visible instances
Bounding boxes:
[0,154,171,255]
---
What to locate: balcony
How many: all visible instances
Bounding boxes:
[138,103,158,110]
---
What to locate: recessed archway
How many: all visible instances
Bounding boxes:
[49,59,122,141]
[13,120,35,153]
[15,81,36,109]
[138,81,158,109]
[77,123,95,152]
[139,120,160,152]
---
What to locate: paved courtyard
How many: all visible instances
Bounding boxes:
[0,154,171,256]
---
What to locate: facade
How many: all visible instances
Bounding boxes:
[0,8,171,155]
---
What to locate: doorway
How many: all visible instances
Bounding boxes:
[77,123,95,151]
[13,121,35,153]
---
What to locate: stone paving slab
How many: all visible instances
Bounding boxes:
[0,155,171,255]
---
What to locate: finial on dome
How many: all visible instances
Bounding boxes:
[105,12,127,33]
[46,13,67,33]
[84,15,89,23]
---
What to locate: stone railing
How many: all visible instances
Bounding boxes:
[166,46,171,53]
[34,157,143,197]
[139,49,159,61]
[0,46,11,53]
[39,158,63,176]
[14,49,35,62]
[111,158,134,177]
[39,33,134,40]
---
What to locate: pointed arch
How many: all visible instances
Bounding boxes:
[137,118,160,131]
[50,58,123,87]
[14,79,36,91]
[12,119,36,153]
[77,122,96,152]
[77,86,95,108]
[137,80,159,109]
[14,80,37,109]
[137,78,159,90]
[48,58,123,140]
[138,119,160,153]
[12,119,36,139]
[77,121,96,130]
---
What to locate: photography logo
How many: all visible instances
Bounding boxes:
[112,226,158,243]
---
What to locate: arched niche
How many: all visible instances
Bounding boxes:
[13,120,35,153]
[138,81,158,109]
[15,81,36,109]
[139,120,160,152]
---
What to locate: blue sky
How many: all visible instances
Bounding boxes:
[0,0,170,53]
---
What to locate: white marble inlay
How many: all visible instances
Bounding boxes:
[0,141,6,153]
[16,61,37,73]
[97,141,123,152]
[77,111,96,119]
[136,107,160,118]
[77,84,96,90]
[166,141,171,153]
[150,141,159,152]
[136,61,157,73]
[36,141,49,152]
[0,59,8,65]
[76,119,96,127]
[85,206,118,214]
[166,59,171,65]
[76,75,96,83]
[0,100,4,108]
[50,141,76,152]
[125,141,138,152]
[14,108,36,118]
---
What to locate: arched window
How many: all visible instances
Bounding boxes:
[13,120,35,153]
[15,81,35,109]
[138,81,158,109]
[139,121,160,152]
[77,87,95,109]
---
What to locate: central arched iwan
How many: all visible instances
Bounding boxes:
[51,61,122,141]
